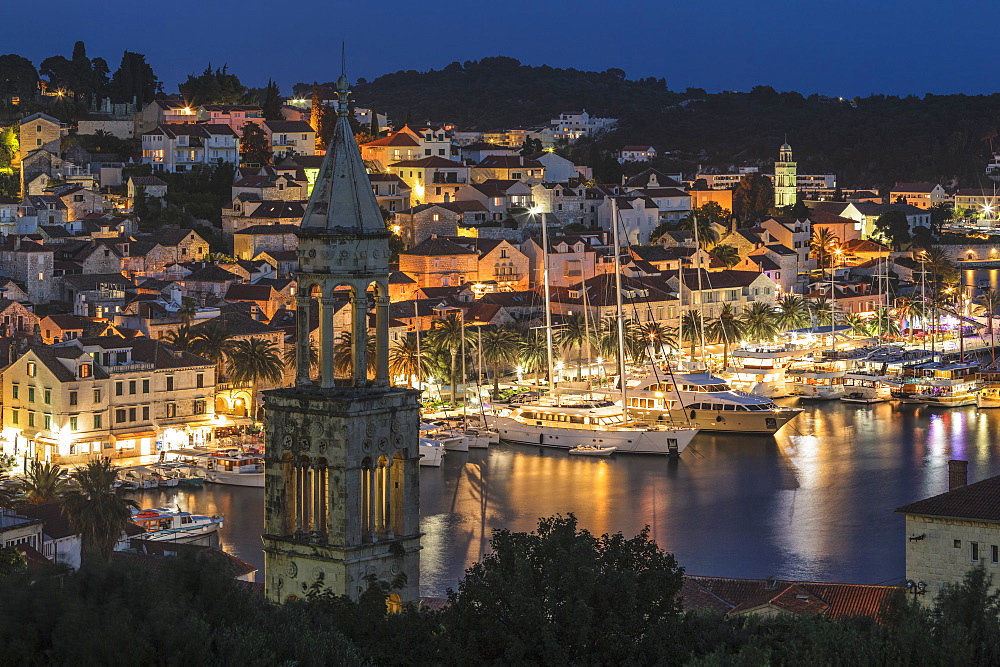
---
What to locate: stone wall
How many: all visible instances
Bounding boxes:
[904,514,1000,601]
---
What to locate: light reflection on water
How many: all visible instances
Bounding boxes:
[131,398,1000,597]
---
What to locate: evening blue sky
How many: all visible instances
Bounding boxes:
[5,0,999,98]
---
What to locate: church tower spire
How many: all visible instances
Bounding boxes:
[263,69,421,606]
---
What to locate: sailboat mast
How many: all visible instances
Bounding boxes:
[541,212,556,394]
[694,215,705,367]
[611,199,629,415]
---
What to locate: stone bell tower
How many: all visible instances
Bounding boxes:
[774,140,797,208]
[262,73,421,604]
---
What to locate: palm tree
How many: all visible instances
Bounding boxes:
[712,244,740,268]
[872,307,901,340]
[226,338,284,417]
[177,297,198,325]
[808,296,838,327]
[164,325,196,351]
[707,303,745,369]
[282,340,318,378]
[923,246,957,287]
[388,335,424,389]
[741,302,780,342]
[555,313,591,381]
[191,323,235,379]
[0,469,19,509]
[775,294,810,331]
[677,213,718,249]
[518,328,548,379]
[975,288,1000,343]
[680,311,706,360]
[21,460,68,504]
[843,313,871,338]
[480,327,521,396]
[427,313,465,402]
[811,228,840,269]
[894,296,925,342]
[334,331,377,380]
[62,459,138,564]
[636,321,676,361]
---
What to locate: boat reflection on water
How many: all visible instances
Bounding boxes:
[129,398,1000,597]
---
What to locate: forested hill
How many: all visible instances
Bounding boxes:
[308,57,1000,189]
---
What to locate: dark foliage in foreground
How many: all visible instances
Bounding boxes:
[3,516,1000,666]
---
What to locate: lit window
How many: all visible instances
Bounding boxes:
[26,362,36,377]
[79,363,91,378]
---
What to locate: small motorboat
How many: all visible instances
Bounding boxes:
[568,445,617,457]
[418,438,446,467]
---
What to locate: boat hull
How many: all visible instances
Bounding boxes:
[204,471,265,487]
[418,443,445,467]
[900,396,977,407]
[492,416,695,454]
[630,407,800,434]
[978,395,1000,408]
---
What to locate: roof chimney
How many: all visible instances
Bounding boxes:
[949,459,968,491]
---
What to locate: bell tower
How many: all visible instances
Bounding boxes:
[774,140,797,208]
[262,73,421,605]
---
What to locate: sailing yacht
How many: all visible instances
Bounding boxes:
[492,202,699,455]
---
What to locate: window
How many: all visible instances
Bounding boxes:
[69,391,77,407]
[27,362,36,377]
[115,381,123,396]
[128,380,136,395]
[972,542,981,562]
[11,385,17,400]
[28,412,34,427]
[993,545,999,565]
[11,410,18,425]
[93,389,101,403]
[166,376,174,391]
[166,403,177,418]
[28,387,34,403]
[79,363,91,378]
[43,389,51,404]
[93,414,102,429]
[142,379,150,393]
[128,407,136,422]
[196,374,204,389]
[194,400,206,414]
[115,409,126,424]
[69,416,78,431]
[43,414,51,430]
[142,406,149,420]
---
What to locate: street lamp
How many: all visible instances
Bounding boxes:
[904,579,927,601]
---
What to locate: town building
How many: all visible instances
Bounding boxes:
[471,155,545,184]
[774,143,797,208]
[896,460,1000,602]
[388,156,470,205]
[141,124,240,173]
[617,146,656,163]
[889,183,948,209]
[263,120,316,158]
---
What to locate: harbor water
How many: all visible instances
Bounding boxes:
[136,397,1000,597]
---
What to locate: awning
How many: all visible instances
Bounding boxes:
[111,431,156,440]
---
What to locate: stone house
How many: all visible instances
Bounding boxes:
[263,119,316,158]
[443,236,531,292]
[369,173,411,214]
[896,461,1000,602]
[52,185,103,222]
[398,237,479,288]
[455,180,533,219]
[20,150,63,196]
[180,264,244,301]
[525,152,578,183]
[254,249,298,278]
[530,182,588,225]
[39,313,88,344]
[222,200,304,239]
[55,240,124,275]
[596,195,660,245]
[396,201,489,247]
[232,223,300,260]
[521,233,605,288]
[666,268,778,320]
[18,113,63,163]
[231,169,307,202]
[127,176,168,201]
[0,237,55,303]
[888,182,948,209]
[24,194,69,226]
[471,155,545,184]
[0,298,39,336]
[130,229,210,276]
[223,283,287,320]
[0,277,32,303]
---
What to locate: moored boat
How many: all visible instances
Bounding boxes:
[569,445,616,456]
[894,360,981,407]
[418,438,446,467]
[130,506,223,542]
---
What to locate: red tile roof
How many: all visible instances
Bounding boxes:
[896,474,1000,522]
[681,576,900,621]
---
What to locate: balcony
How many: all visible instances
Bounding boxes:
[103,362,155,374]
[494,273,521,281]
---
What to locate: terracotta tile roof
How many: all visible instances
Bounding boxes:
[891,182,940,193]
[681,576,900,621]
[263,120,314,133]
[475,155,543,169]
[842,239,890,254]
[225,284,276,302]
[896,475,1000,521]
[389,156,465,168]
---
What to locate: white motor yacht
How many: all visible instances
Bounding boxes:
[724,342,821,398]
[491,400,697,455]
[618,370,801,433]
[418,438,446,466]
[130,507,223,542]
[198,453,265,487]
[420,423,468,452]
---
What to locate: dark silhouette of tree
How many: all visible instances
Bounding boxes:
[873,210,912,250]
[179,64,247,105]
[733,172,774,224]
[261,79,282,120]
[239,121,271,166]
[0,54,39,100]
[109,51,159,105]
